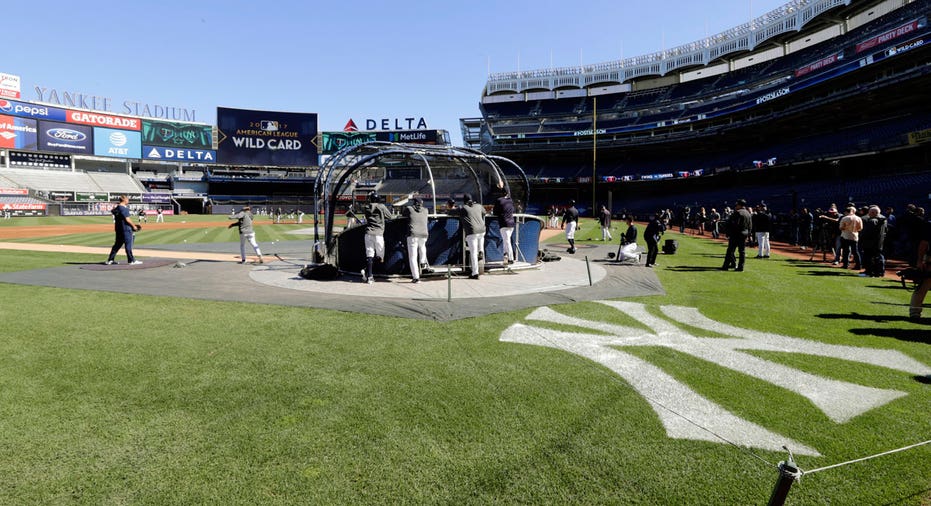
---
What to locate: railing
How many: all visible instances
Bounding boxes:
[485,0,851,94]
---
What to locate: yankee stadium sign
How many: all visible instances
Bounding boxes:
[33,86,196,122]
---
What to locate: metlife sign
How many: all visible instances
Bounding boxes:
[143,145,216,162]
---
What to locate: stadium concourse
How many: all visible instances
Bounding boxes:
[0,227,664,321]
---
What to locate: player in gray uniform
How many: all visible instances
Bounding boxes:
[402,197,430,283]
[450,193,486,279]
[228,205,264,264]
[362,191,394,283]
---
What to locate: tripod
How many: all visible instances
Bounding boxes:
[809,225,835,262]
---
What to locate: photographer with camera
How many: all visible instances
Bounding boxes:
[814,204,841,262]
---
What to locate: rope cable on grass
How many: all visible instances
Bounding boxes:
[800,439,931,477]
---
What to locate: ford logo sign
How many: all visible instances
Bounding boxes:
[47,128,87,142]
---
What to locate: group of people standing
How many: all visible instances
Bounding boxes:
[557,200,665,267]
[716,199,889,275]
[359,189,517,283]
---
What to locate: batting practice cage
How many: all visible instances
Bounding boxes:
[313,142,544,277]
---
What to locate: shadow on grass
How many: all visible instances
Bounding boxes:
[817,312,931,343]
[868,283,912,290]
[799,270,847,276]
[664,266,727,272]
[784,258,833,267]
[848,327,931,343]
[879,487,931,506]
[818,312,911,323]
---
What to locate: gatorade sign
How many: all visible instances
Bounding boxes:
[67,110,141,130]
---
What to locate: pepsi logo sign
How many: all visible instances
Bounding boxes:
[0,100,11,113]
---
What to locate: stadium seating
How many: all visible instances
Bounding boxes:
[1,168,144,194]
[480,0,931,145]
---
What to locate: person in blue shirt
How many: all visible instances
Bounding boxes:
[105,195,142,265]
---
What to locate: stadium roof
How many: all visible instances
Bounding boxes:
[484,0,858,94]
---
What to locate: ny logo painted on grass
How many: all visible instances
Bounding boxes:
[500,301,929,456]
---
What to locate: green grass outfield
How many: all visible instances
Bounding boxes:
[0,217,929,504]
[0,214,315,246]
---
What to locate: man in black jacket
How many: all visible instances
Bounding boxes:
[859,205,887,277]
[562,200,580,254]
[722,199,753,271]
[643,211,665,268]
[616,215,639,263]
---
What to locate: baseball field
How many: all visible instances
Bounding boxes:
[0,214,928,505]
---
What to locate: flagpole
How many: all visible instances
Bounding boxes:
[592,96,597,217]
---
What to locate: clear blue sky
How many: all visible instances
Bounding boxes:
[3,0,788,146]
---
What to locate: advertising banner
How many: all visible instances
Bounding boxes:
[375,130,439,144]
[0,98,67,121]
[0,187,29,195]
[217,107,318,166]
[856,19,924,53]
[48,191,75,201]
[909,128,931,145]
[1,202,46,211]
[141,120,213,149]
[142,145,216,162]
[8,151,71,168]
[795,53,842,78]
[67,110,141,130]
[321,131,376,154]
[93,127,142,158]
[0,114,38,150]
[385,168,421,180]
[74,192,111,202]
[38,120,93,154]
[0,73,21,99]
[141,193,172,204]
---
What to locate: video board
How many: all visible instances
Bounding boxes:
[217,107,318,166]
[321,131,376,154]
[142,120,213,149]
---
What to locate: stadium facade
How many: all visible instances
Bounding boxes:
[461,0,931,217]
[0,94,448,217]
